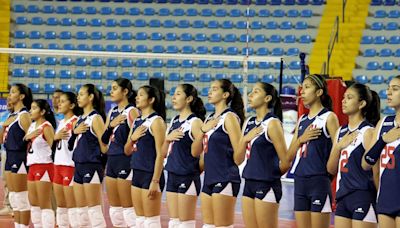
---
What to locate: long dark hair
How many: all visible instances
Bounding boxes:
[13,83,33,110]
[114,78,137,105]
[62,92,82,116]
[349,83,380,126]
[140,85,166,120]
[179,84,206,121]
[305,74,332,110]
[82,84,106,121]
[33,99,57,129]
[258,82,283,121]
[218,79,245,125]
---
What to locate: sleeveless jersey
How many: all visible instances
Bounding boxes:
[26,121,53,166]
[107,104,137,156]
[4,108,28,153]
[290,108,333,177]
[72,110,102,163]
[335,121,375,200]
[54,115,78,166]
[203,108,240,185]
[242,113,282,181]
[165,114,201,175]
[130,112,162,172]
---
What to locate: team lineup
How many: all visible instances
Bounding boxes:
[0,74,399,228]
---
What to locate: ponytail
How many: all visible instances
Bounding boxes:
[62,92,82,116]
[14,83,33,110]
[140,85,166,120]
[180,84,206,121]
[218,79,245,125]
[33,99,57,129]
[306,74,332,110]
[258,82,283,121]
[82,84,106,121]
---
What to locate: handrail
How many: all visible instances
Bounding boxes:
[326,16,339,75]
[342,0,347,23]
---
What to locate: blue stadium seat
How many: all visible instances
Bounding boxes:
[30,44,41,50]
[210,33,222,42]
[192,20,205,28]
[262,74,274,83]
[245,9,256,17]
[215,9,227,17]
[180,33,192,41]
[152,45,165,53]
[172,8,185,16]
[228,61,241,69]
[163,20,176,28]
[106,71,118,80]
[105,19,117,27]
[371,22,383,30]
[259,9,270,17]
[147,19,160,28]
[166,45,179,53]
[150,32,162,41]
[208,20,219,29]
[47,43,59,49]
[105,44,117,52]
[198,60,210,68]
[105,32,118,40]
[239,34,251,42]
[183,73,196,82]
[85,6,96,15]
[383,106,395,115]
[31,17,43,25]
[121,44,133,52]
[222,21,234,29]
[287,9,299,17]
[44,57,57,65]
[90,18,102,27]
[215,73,228,80]
[76,31,88,40]
[60,70,72,79]
[44,69,56,78]
[121,32,133,40]
[176,20,189,28]
[200,8,212,17]
[60,31,71,39]
[121,72,134,80]
[63,44,75,50]
[280,21,293,29]
[100,7,112,15]
[231,74,243,83]
[13,56,25,64]
[60,18,72,26]
[168,73,180,82]
[75,84,83,93]
[355,75,368,84]
[299,35,311,43]
[379,89,387,99]
[257,47,269,56]
[236,21,247,29]
[60,84,72,92]
[182,60,194,68]
[129,7,140,16]
[77,44,89,51]
[152,72,164,79]
[201,88,210,97]
[121,59,134,67]
[137,59,149,68]
[361,36,373,44]
[389,36,400,44]
[151,59,163,68]
[374,36,386,44]
[15,16,27,25]
[166,59,179,68]
[289,61,301,70]
[199,73,212,82]
[71,6,83,14]
[379,48,392,57]
[75,70,87,79]
[12,69,24,78]
[271,0,282,5]
[374,10,387,18]
[91,58,103,67]
[284,35,296,43]
[182,45,194,54]
[273,9,285,17]
[44,31,56,39]
[137,72,149,81]
[242,47,254,55]
[251,21,263,29]
[266,21,279,29]
[269,34,282,43]
[186,8,197,16]
[120,19,132,27]
[211,60,224,68]
[55,6,68,14]
[301,9,313,17]
[60,57,72,66]
[159,8,170,16]
[388,10,400,18]
[76,57,88,66]
[276,75,290,84]
[382,61,395,70]
[364,49,377,57]
[106,58,118,67]
[224,34,237,42]
[134,19,146,27]
[28,69,40,78]
[13,4,25,13]
[29,56,41,65]
[227,46,238,55]
[115,7,126,15]
[90,31,102,40]
[165,33,177,41]
[27,5,39,13]
[76,18,88,26]
[247,74,258,83]
[259,62,272,69]
[287,47,300,56]
[196,46,208,54]
[44,84,56,94]
[29,31,41,39]
[395,49,400,57]
[90,71,102,80]
[370,75,384,84]
[195,33,207,42]
[385,22,398,30]
[295,21,308,29]
[14,43,26,48]
[230,9,241,17]
[289,75,301,84]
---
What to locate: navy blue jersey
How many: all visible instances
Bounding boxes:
[130,112,161,172]
[336,121,375,200]
[165,114,200,175]
[376,115,400,210]
[203,108,240,185]
[72,110,102,163]
[242,113,282,181]
[107,104,137,156]
[4,108,28,153]
[290,108,333,177]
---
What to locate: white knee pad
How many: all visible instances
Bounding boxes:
[77,207,91,228]
[202,224,216,228]
[144,216,161,228]
[68,208,79,228]
[109,206,126,227]
[136,216,145,228]
[14,222,19,228]
[9,191,17,210]
[41,208,55,228]
[216,226,233,228]
[31,206,42,227]
[88,205,106,228]
[179,220,196,228]
[56,207,69,228]
[168,218,180,228]
[123,207,137,228]
[14,191,30,211]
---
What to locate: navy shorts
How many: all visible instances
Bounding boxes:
[166,172,201,196]
[202,181,241,197]
[131,169,165,191]
[6,151,28,174]
[335,190,377,223]
[243,179,282,203]
[106,155,132,180]
[74,162,104,184]
[294,175,332,212]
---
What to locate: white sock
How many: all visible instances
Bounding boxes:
[9,192,16,210]
[41,208,55,228]
[31,206,42,227]
[88,205,106,228]
[136,216,145,228]
[68,208,79,228]
[179,220,196,228]
[202,224,216,228]
[56,207,69,228]
[109,206,126,227]
[144,216,161,228]
[123,207,137,228]
[14,222,19,228]
[77,206,91,227]
[169,218,180,228]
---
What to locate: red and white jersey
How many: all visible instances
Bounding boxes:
[54,116,78,166]
[26,121,54,166]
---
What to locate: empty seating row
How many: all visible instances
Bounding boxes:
[373,9,400,18]
[364,61,400,70]
[369,21,399,30]
[363,48,400,57]
[13,17,310,30]
[361,35,400,44]
[354,74,398,84]
[371,0,400,5]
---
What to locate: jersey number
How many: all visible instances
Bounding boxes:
[381,145,396,169]
[339,150,349,173]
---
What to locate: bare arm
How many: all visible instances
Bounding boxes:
[268,119,291,174]
[236,118,251,166]
[150,118,166,182]
[224,113,243,166]
[92,115,108,153]
[326,113,340,144]
[362,119,382,171]
[124,126,135,156]
[191,119,204,157]
[43,124,55,147]
[19,113,31,133]
[326,128,342,175]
